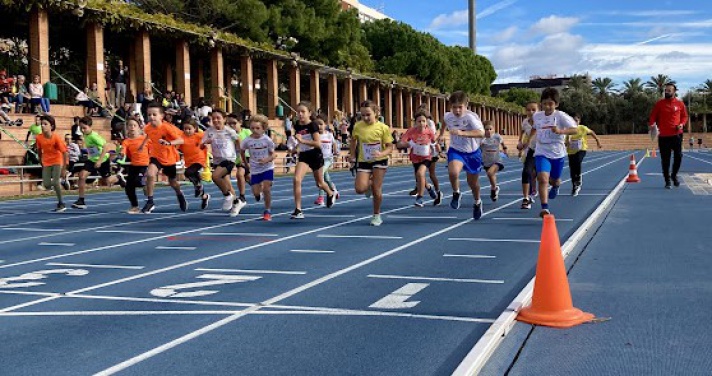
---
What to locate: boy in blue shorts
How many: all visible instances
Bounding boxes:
[533,88,578,218]
[240,114,275,221]
[437,91,486,220]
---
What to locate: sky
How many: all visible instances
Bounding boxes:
[359,0,712,94]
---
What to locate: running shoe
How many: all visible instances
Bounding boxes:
[326,193,336,208]
[314,196,325,206]
[333,184,339,199]
[521,198,532,210]
[473,201,483,220]
[409,188,418,197]
[490,186,500,202]
[450,191,462,209]
[53,203,66,213]
[127,206,140,214]
[529,195,536,204]
[427,185,437,199]
[178,194,188,212]
[433,191,443,206]
[117,173,127,188]
[414,196,425,207]
[255,193,263,202]
[572,185,581,197]
[549,185,560,200]
[370,214,383,226]
[194,185,203,198]
[230,198,246,217]
[201,194,211,210]
[141,201,156,214]
[539,208,550,218]
[291,208,304,219]
[672,176,680,187]
[71,198,87,209]
[61,179,70,191]
[665,182,672,189]
[263,210,272,221]
[222,193,234,211]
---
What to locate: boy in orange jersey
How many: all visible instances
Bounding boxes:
[120,116,151,214]
[138,102,185,213]
[179,119,210,210]
[35,114,68,212]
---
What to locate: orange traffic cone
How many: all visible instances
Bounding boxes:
[651,148,657,158]
[626,154,641,183]
[517,215,595,328]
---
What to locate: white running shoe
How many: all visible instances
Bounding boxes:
[230,199,246,217]
[222,193,234,211]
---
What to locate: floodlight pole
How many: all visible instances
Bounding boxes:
[469,0,476,54]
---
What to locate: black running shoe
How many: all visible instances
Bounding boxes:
[290,208,304,219]
[201,194,211,210]
[665,181,672,189]
[71,199,86,209]
[117,173,127,188]
[178,194,188,212]
[473,202,483,220]
[409,188,418,197]
[433,191,443,206]
[672,176,680,187]
[539,208,551,218]
[450,191,462,209]
[54,203,66,213]
[141,200,156,214]
[194,185,203,198]
[326,193,336,208]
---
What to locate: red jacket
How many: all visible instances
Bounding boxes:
[649,98,688,137]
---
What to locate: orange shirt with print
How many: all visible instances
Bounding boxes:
[122,137,151,167]
[35,133,67,166]
[143,121,181,165]
[179,132,207,167]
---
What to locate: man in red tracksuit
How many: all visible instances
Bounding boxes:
[649,83,688,189]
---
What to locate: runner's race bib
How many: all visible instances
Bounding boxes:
[569,139,582,151]
[362,142,382,161]
[251,147,269,161]
[412,143,430,157]
[298,134,313,152]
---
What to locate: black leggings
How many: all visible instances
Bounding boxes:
[659,134,683,181]
[125,165,147,207]
[184,163,203,187]
[568,151,586,186]
[521,149,536,185]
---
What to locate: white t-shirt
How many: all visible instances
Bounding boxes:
[443,111,484,153]
[320,132,335,159]
[521,118,536,151]
[240,135,275,175]
[202,126,239,163]
[481,133,503,166]
[532,110,577,159]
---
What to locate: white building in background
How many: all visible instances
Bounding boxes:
[340,0,392,23]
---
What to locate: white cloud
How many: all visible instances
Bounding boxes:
[530,15,580,35]
[493,26,518,43]
[598,10,697,17]
[428,0,518,30]
[489,32,585,80]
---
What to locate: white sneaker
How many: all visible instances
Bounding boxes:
[222,193,234,211]
[230,199,246,217]
[370,214,383,226]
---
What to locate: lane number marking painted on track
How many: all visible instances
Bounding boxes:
[150,274,261,299]
[0,269,89,289]
[369,283,429,309]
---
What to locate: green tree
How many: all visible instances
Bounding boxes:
[497,88,539,107]
[591,77,617,99]
[646,74,676,97]
[622,78,644,98]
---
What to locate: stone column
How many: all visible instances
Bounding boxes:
[289,64,300,112]
[266,59,279,119]
[343,76,353,116]
[384,87,393,126]
[196,60,205,99]
[29,8,50,84]
[175,40,191,106]
[165,64,173,92]
[85,22,105,102]
[372,84,381,108]
[359,80,368,104]
[327,73,338,122]
[210,47,224,110]
[404,90,413,128]
[240,54,255,113]
[309,70,320,111]
[395,88,404,129]
[135,30,151,94]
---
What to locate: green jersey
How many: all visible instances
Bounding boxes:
[84,131,109,163]
[236,128,252,164]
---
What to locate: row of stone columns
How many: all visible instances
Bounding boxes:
[27,7,524,131]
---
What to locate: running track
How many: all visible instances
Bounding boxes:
[0,151,635,375]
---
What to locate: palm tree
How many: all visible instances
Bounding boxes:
[591,77,617,99]
[566,74,589,92]
[645,74,676,97]
[622,78,644,98]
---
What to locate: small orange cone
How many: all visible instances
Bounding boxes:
[651,148,657,158]
[626,154,641,183]
[517,215,594,328]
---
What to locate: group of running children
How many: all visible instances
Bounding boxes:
[33,87,601,224]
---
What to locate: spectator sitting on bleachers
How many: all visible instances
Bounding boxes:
[29,74,49,114]
[75,88,94,116]
[0,69,15,109]
[13,75,30,113]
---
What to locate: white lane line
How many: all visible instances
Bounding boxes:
[302,214,357,218]
[368,274,504,284]
[448,238,540,243]
[200,232,279,237]
[2,228,63,232]
[491,217,574,222]
[155,246,197,251]
[443,254,496,259]
[317,235,403,240]
[290,250,335,254]
[0,311,241,317]
[45,262,145,270]
[387,215,458,219]
[96,230,165,235]
[67,293,255,308]
[194,268,307,275]
[38,242,76,247]
[263,304,496,324]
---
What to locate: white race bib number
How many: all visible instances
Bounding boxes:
[569,139,582,151]
[321,142,333,157]
[362,142,381,161]
[298,134,313,152]
[411,143,430,157]
[251,147,269,161]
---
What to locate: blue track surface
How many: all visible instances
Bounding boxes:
[0,151,634,375]
[483,151,712,376]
